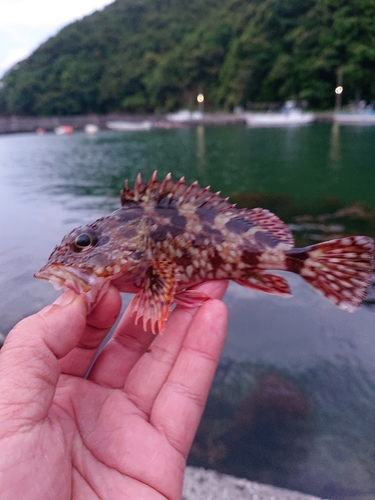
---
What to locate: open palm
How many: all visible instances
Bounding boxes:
[0,281,228,500]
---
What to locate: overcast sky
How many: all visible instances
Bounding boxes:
[0,0,114,77]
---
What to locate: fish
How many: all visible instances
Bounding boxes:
[35,172,375,333]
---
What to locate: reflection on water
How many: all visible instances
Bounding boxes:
[190,355,375,500]
[1,126,375,499]
[329,122,341,170]
[196,125,206,164]
[196,125,209,185]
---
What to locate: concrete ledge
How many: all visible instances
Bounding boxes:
[0,112,336,135]
[0,113,245,134]
[183,467,328,500]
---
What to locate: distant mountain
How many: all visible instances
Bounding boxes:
[1,0,375,116]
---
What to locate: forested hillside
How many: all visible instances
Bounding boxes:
[1,0,375,116]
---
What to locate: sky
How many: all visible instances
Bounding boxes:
[0,0,114,78]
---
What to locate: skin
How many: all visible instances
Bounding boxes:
[0,280,228,500]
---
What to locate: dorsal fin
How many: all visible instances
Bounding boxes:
[120,173,294,248]
[242,207,294,247]
[120,171,236,212]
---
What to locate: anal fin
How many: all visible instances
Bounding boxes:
[129,259,178,334]
[234,273,292,296]
[174,289,211,308]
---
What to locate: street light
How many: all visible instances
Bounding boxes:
[197,93,204,113]
[335,85,343,111]
[335,69,343,111]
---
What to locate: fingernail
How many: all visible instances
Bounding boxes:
[53,291,77,307]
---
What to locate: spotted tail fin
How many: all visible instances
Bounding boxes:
[286,236,374,312]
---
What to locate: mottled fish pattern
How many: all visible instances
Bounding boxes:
[35,172,375,333]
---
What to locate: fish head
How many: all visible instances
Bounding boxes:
[35,209,148,310]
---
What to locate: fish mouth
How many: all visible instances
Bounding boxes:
[34,264,110,310]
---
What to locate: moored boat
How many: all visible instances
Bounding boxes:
[334,112,375,124]
[245,101,315,127]
[334,100,375,124]
[166,110,204,122]
[106,120,152,131]
[84,124,100,135]
[54,125,74,135]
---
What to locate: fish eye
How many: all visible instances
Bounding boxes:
[70,230,98,252]
[133,250,143,261]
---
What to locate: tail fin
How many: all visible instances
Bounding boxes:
[287,236,374,312]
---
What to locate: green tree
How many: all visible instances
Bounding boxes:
[1,0,375,115]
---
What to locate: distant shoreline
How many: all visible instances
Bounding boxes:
[0,112,334,135]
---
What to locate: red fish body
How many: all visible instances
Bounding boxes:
[35,172,374,333]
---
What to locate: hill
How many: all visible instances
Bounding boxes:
[1,0,375,115]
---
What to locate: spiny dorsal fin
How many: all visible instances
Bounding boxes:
[120,171,235,212]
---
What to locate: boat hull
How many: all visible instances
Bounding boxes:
[245,111,315,127]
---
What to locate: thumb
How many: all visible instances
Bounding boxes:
[0,291,86,424]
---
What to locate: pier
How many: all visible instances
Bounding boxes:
[0,112,334,135]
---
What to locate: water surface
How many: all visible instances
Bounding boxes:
[1,124,375,499]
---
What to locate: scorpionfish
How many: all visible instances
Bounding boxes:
[35,172,375,333]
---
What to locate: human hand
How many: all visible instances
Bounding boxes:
[0,281,228,500]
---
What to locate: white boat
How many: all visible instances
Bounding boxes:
[334,112,375,124]
[334,100,375,124]
[106,120,152,131]
[54,125,74,135]
[84,123,99,135]
[166,110,204,122]
[245,101,315,127]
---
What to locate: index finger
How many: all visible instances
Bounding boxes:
[150,297,228,459]
[88,280,228,390]
[0,291,86,424]
[59,286,122,377]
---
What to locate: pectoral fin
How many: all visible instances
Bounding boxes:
[129,259,178,334]
[234,273,292,296]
